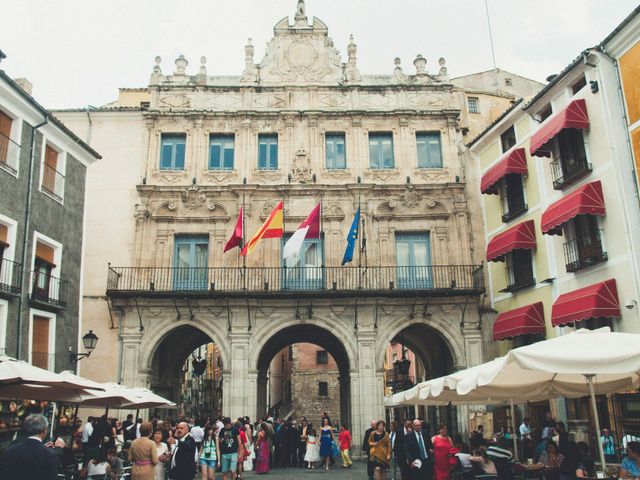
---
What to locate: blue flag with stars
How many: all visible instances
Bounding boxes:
[341,208,360,265]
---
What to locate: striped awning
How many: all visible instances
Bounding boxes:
[493,302,546,340]
[530,99,590,157]
[551,279,621,327]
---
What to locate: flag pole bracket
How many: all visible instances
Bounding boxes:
[172,298,181,320]
[185,297,194,320]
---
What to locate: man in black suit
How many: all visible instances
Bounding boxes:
[0,413,59,480]
[405,419,434,480]
[168,421,197,480]
[395,419,413,480]
[362,419,377,480]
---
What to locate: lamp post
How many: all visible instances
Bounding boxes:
[69,330,99,363]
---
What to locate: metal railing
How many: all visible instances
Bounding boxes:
[563,232,607,273]
[0,258,22,295]
[551,156,592,190]
[41,162,65,201]
[502,202,528,223]
[504,265,535,292]
[107,265,484,296]
[31,351,55,371]
[30,270,68,308]
[0,132,20,174]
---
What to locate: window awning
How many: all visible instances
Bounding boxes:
[486,220,536,262]
[480,148,528,195]
[530,99,590,157]
[0,224,7,247]
[541,181,605,235]
[551,279,621,327]
[493,302,545,340]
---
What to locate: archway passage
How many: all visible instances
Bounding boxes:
[385,323,455,429]
[150,325,223,418]
[256,324,351,428]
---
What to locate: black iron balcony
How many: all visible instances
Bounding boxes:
[31,351,55,371]
[0,132,20,175]
[551,156,592,190]
[107,265,485,299]
[30,270,67,309]
[563,232,607,273]
[385,359,414,393]
[504,265,535,292]
[41,162,65,202]
[502,202,528,223]
[0,258,22,297]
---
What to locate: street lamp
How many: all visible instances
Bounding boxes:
[69,330,99,363]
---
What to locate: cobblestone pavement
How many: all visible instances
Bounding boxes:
[240,461,368,479]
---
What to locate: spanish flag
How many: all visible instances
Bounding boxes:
[241,201,284,256]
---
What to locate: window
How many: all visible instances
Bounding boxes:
[30,311,55,371]
[500,174,527,222]
[500,126,516,153]
[318,381,328,397]
[325,133,346,169]
[550,129,590,189]
[468,97,479,114]
[282,236,324,290]
[173,235,209,290]
[504,249,535,292]
[563,215,607,272]
[416,132,443,168]
[160,134,186,170]
[538,104,553,122]
[572,76,587,95]
[395,233,432,289]
[316,350,328,364]
[208,134,234,170]
[42,144,64,202]
[32,242,55,303]
[369,133,394,169]
[0,109,19,174]
[258,134,278,170]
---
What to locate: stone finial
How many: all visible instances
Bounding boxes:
[241,38,258,83]
[348,34,357,61]
[199,56,207,75]
[150,56,162,86]
[174,55,188,75]
[294,0,307,26]
[393,57,406,83]
[345,34,361,83]
[438,57,448,79]
[153,56,162,74]
[414,54,427,75]
[245,38,255,64]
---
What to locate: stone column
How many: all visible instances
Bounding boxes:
[227,331,251,419]
[120,327,144,388]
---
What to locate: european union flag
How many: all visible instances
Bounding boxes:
[341,208,360,266]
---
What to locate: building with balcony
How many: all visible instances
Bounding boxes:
[0,65,101,372]
[469,4,640,441]
[54,1,543,441]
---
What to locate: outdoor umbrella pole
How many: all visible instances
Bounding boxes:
[510,398,518,461]
[586,374,606,473]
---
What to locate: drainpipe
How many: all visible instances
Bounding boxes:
[16,116,49,360]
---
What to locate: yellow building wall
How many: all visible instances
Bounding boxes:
[632,128,640,176]
[620,41,640,126]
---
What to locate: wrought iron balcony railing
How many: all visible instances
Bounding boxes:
[0,132,20,174]
[107,265,485,298]
[551,156,592,190]
[0,258,22,296]
[31,351,55,371]
[501,202,528,223]
[504,265,535,292]
[30,270,68,309]
[41,162,65,202]
[563,232,607,273]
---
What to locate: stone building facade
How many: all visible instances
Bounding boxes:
[55,1,543,443]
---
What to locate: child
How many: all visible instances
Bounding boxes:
[305,428,321,469]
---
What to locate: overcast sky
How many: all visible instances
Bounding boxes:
[1,0,637,109]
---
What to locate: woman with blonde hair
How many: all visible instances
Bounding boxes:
[129,422,158,480]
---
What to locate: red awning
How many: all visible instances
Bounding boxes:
[551,279,621,327]
[493,302,546,340]
[481,148,528,195]
[486,220,536,262]
[530,99,590,157]
[541,181,605,235]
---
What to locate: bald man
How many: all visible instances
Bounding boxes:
[404,419,434,480]
[168,422,197,480]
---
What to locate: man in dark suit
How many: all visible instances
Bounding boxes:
[362,419,377,480]
[405,419,434,480]
[168,422,197,480]
[0,413,59,480]
[395,419,413,480]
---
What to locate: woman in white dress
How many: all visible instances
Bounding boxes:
[304,429,321,469]
[153,429,169,480]
[243,423,255,471]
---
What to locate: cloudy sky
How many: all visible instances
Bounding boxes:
[1,0,637,108]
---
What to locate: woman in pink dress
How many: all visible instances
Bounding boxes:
[432,423,454,480]
[255,422,271,474]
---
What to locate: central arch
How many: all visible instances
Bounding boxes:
[254,324,351,427]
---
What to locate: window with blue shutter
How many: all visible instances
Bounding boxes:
[173,235,209,290]
[416,132,443,168]
[325,133,346,169]
[258,134,278,170]
[369,133,394,169]
[160,134,186,170]
[209,134,235,170]
[395,233,432,289]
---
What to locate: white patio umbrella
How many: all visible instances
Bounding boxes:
[79,382,145,408]
[0,383,89,402]
[0,355,103,390]
[124,387,176,409]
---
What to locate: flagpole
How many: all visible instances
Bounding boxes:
[358,193,362,289]
[242,178,247,290]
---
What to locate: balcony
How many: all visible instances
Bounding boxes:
[501,202,528,223]
[107,265,485,299]
[0,132,20,175]
[0,258,22,297]
[31,351,55,371]
[41,162,65,202]
[551,156,592,190]
[30,270,67,309]
[385,359,414,393]
[563,233,607,273]
[503,265,535,292]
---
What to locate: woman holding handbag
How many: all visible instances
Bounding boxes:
[369,420,391,480]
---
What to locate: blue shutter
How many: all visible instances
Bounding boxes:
[369,133,394,169]
[209,135,234,170]
[417,133,442,168]
[395,233,432,289]
[258,134,278,170]
[326,133,346,169]
[160,134,186,170]
[173,235,209,290]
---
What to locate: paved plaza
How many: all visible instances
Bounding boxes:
[242,462,368,479]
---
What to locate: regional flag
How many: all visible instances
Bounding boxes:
[341,208,360,266]
[283,204,321,267]
[241,201,284,256]
[223,207,243,253]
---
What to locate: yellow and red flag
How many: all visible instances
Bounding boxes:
[241,201,284,256]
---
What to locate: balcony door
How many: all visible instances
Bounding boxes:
[396,233,432,289]
[31,315,51,370]
[173,235,209,291]
[282,237,324,290]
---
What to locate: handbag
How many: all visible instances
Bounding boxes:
[332,440,340,457]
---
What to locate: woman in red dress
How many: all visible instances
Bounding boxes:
[432,423,454,480]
